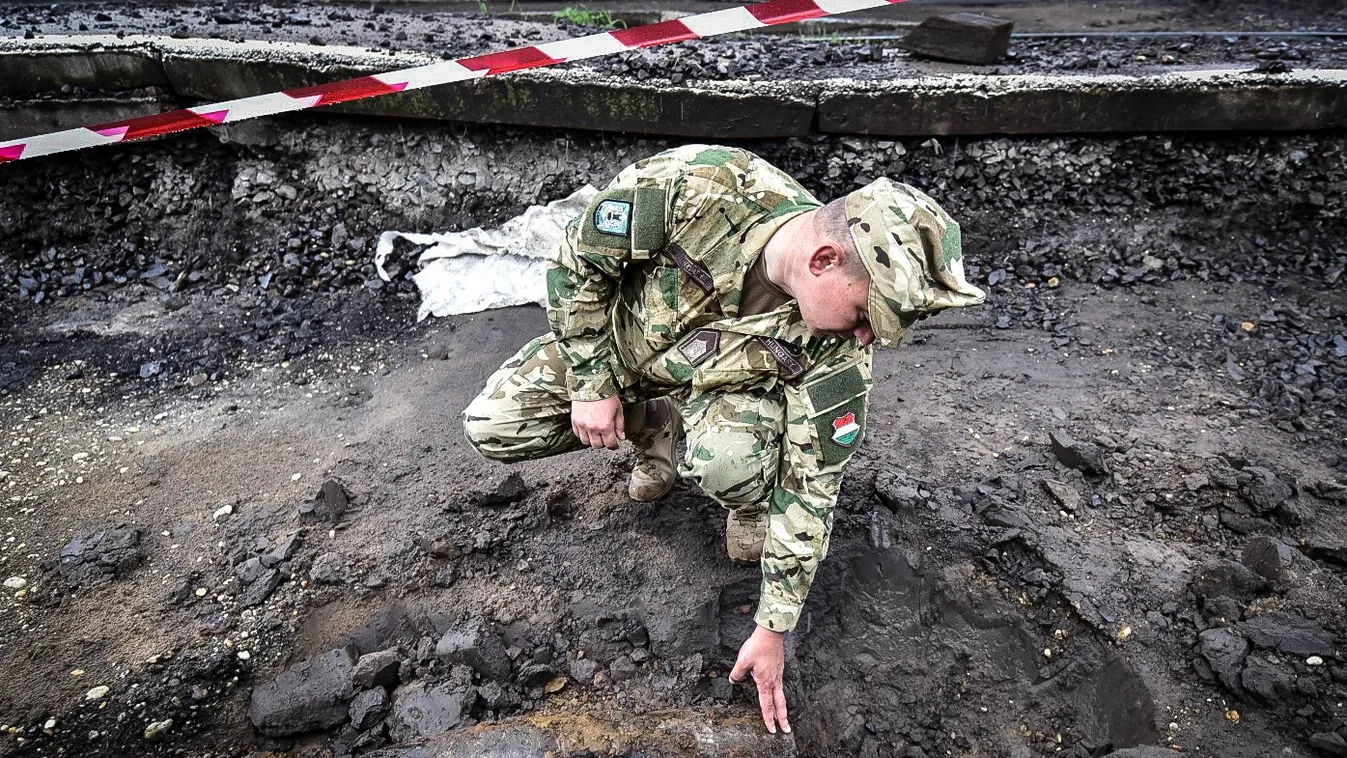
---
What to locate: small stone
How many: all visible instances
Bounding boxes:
[185,373,209,388]
[3,577,27,590]
[353,649,401,689]
[1307,656,1324,666]
[194,587,208,597]
[238,651,251,661]
[85,686,110,701]
[213,504,233,520]
[144,719,173,740]
[1041,479,1082,511]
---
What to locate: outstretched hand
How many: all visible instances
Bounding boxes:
[729,624,791,734]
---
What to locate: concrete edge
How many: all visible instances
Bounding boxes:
[2,35,1346,140]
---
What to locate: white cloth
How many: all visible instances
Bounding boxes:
[374,185,598,321]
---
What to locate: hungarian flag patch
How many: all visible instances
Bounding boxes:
[831,412,860,446]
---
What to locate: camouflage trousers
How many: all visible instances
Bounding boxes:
[463,334,784,513]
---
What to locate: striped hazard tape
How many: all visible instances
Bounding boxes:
[1,0,904,164]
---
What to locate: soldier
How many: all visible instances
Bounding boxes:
[463,144,984,733]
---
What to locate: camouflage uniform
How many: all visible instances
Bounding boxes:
[464,145,983,632]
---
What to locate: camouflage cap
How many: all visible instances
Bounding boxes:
[846,178,987,347]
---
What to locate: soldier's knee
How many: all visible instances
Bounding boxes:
[684,448,773,507]
[462,398,521,462]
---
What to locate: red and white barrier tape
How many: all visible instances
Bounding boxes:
[0,0,903,164]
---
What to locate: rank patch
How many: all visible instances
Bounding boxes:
[677,329,720,367]
[594,199,632,236]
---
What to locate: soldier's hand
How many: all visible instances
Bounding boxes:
[729,624,791,735]
[571,395,626,449]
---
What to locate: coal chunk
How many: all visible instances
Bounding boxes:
[1237,612,1335,657]
[348,688,389,731]
[473,472,529,508]
[1240,466,1292,513]
[1197,628,1249,694]
[300,479,350,524]
[1240,536,1297,582]
[388,681,470,742]
[261,532,303,567]
[353,649,401,689]
[248,646,357,736]
[57,527,143,586]
[1048,430,1110,477]
[1190,559,1266,603]
[435,617,510,681]
[1308,732,1347,755]
[1240,657,1294,705]
[240,568,281,608]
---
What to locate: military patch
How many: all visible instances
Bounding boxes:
[758,337,805,380]
[666,243,716,294]
[594,199,632,236]
[677,329,720,367]
[831,411,860,446]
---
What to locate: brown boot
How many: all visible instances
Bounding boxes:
[627,398,681,502]
[726,508,769,566]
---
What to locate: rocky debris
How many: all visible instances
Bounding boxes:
[310,553,349,585]
[1048,430,1110,477]
[436,617,510,681]
[1241,536,1299,583]
[368,707,795,758]
[262,533,304,567]
[1237,612,1336,657]
[1309,731,1347,755]
[143,719,173,741]
[472,472,529,508]
[1197,628,1250,694]
[239,568,282,608]
[1241,657,1296,705]
[387,681,472,742]
[56,527,143,586]
[235,557,266,585]
[1240,467,1293,513]
[1190,559,1267,605]
[349,688,389,731]
[568,658,600,685]
[1106,748,1182,757]
[301,479,351,524]
[354,649,402,689]
[1041,479,1083,512]
[248,646,358,736]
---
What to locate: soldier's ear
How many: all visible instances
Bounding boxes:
[807,244,843,277]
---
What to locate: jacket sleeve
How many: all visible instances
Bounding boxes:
[755,349,873,632]
[545,216,625,402]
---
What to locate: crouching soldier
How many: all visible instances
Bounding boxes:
[463,144,984,733]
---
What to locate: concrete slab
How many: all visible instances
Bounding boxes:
[2,36,1346,143]
[0,37,166,95]
[817,69,1347,136]
[0,96,173,141]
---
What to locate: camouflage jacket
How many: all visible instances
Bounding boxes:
[546,145,873,633]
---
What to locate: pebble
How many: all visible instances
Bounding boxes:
[238,650,251,661]
[85,686,109,701]
[1307,656,1324,666]
[3,577,27,590]
[213,504,233,520]
[194,587,208,597]
[144,719,173,740]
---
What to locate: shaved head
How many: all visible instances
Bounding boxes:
[813,198,867,280]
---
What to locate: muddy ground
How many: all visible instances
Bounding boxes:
[0,114,1345,758]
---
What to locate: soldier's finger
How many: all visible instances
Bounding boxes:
[728,655,750,683]
[757,685,777,734]
[601,428,621,449]
[614,407,626,441]
[772,685,791,734]
[573,425,591,448]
